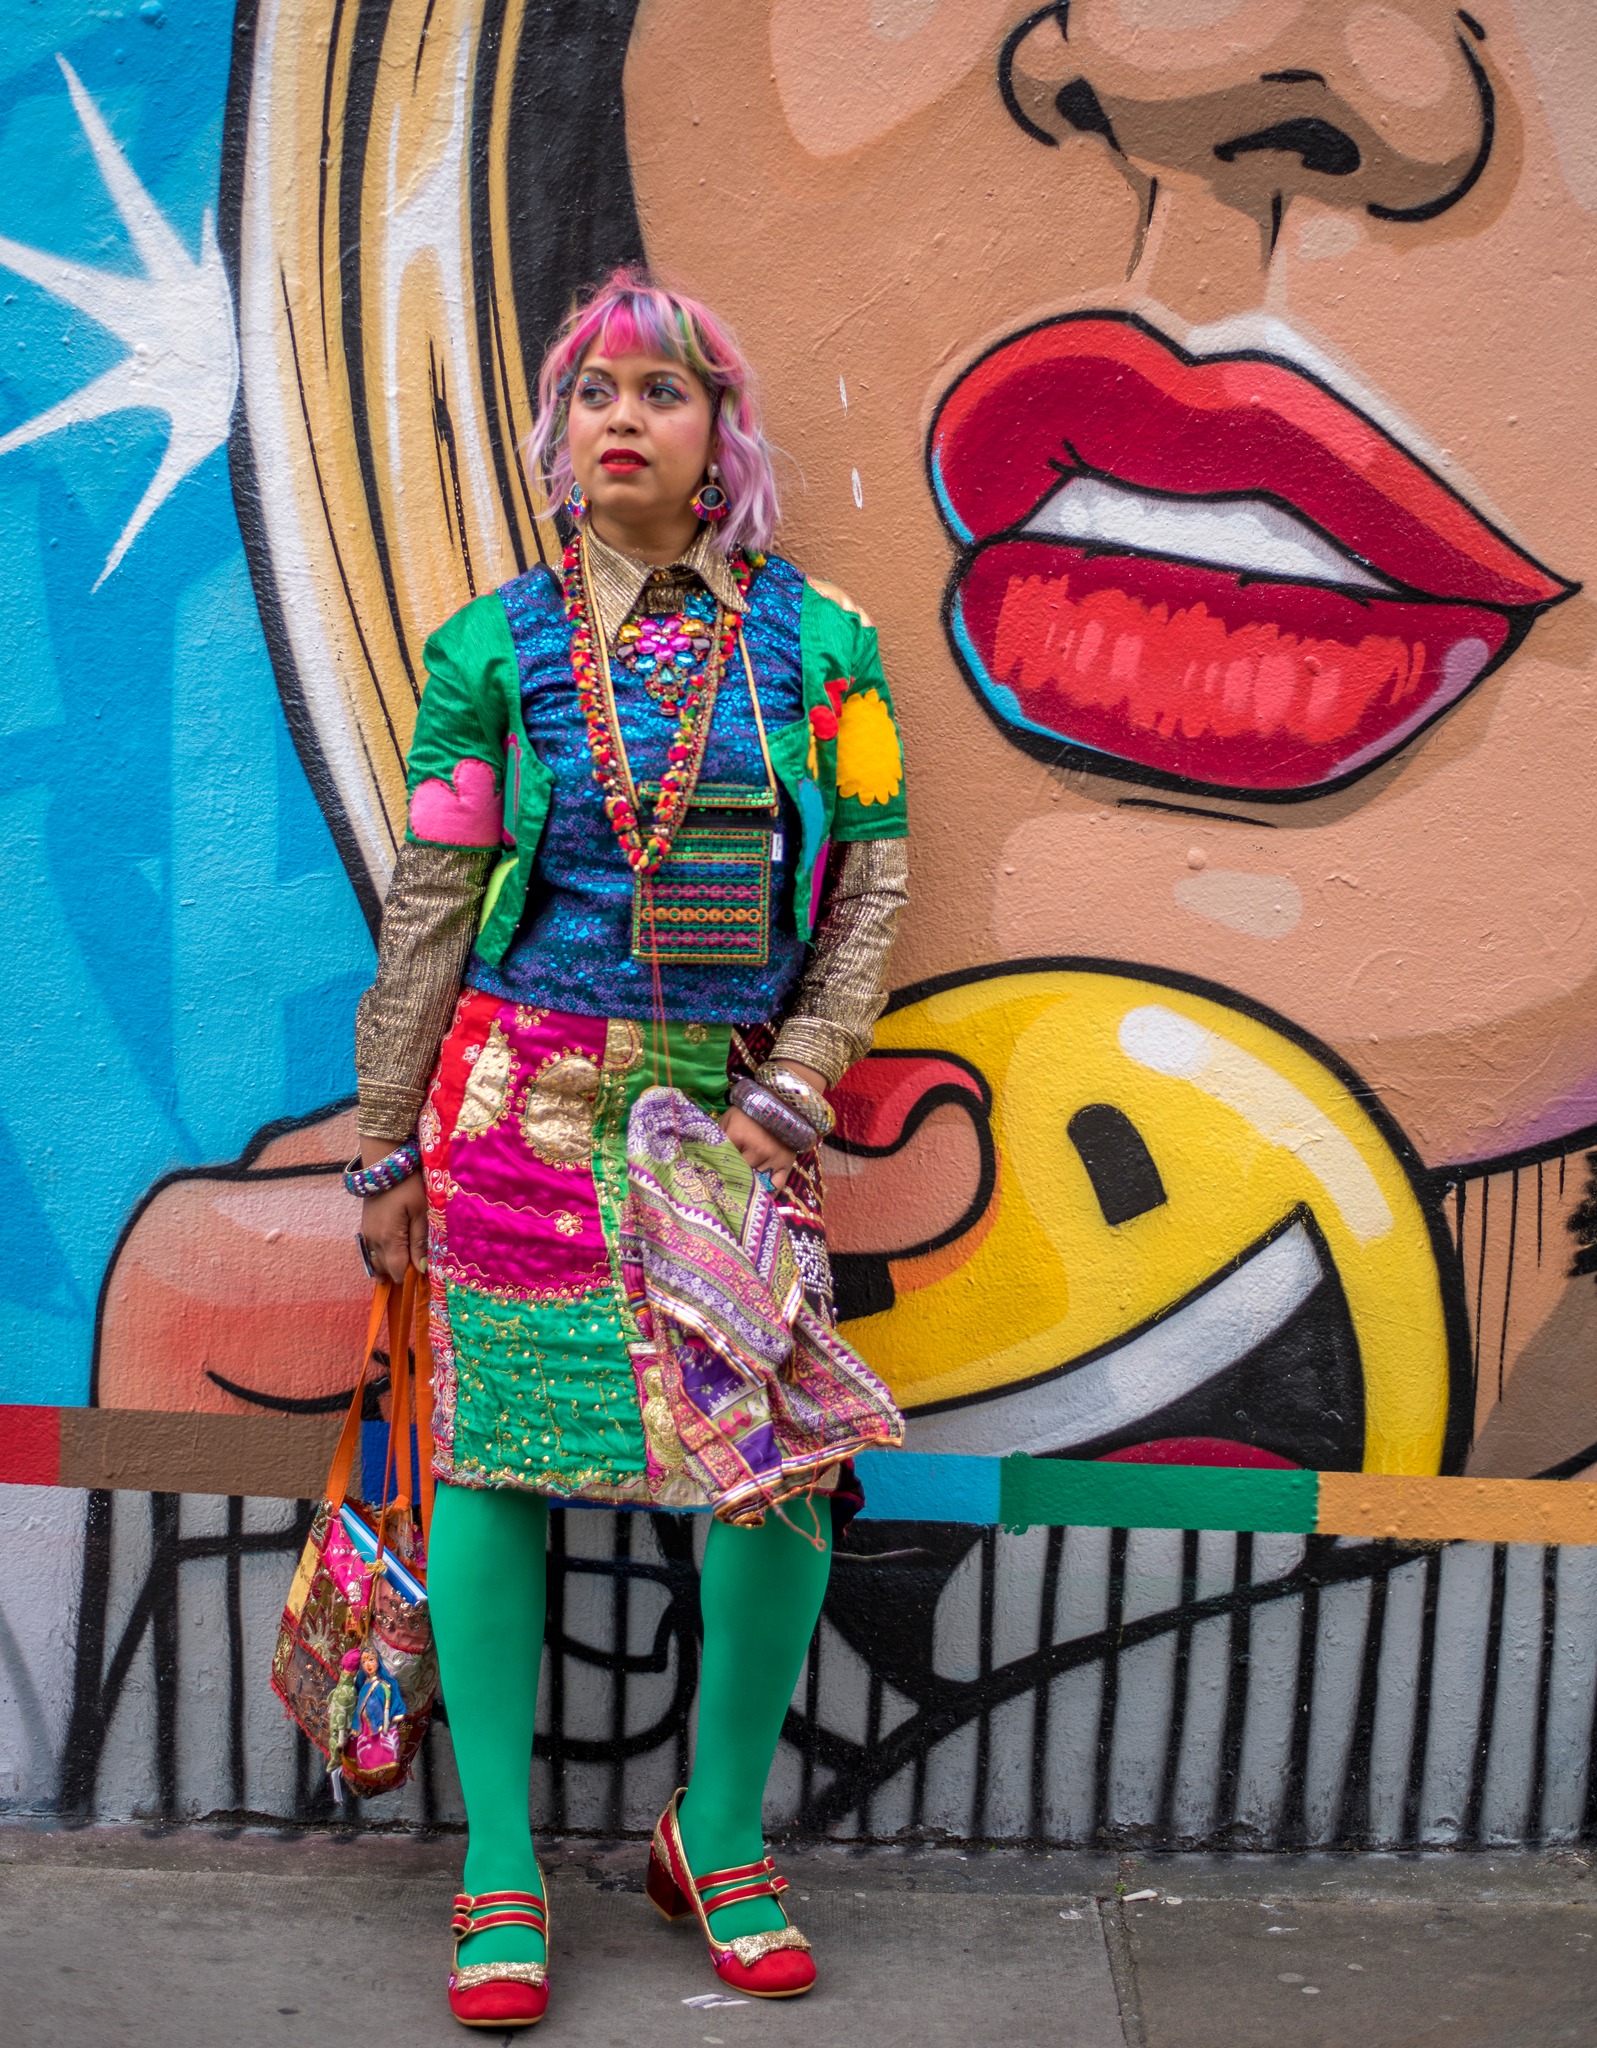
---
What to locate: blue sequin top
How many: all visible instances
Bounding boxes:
[465,554,809,1022]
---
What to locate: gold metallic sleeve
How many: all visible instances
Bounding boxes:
[773,837,910,1085]
[354,842,495,1141]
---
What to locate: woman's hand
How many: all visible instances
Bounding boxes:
[359,1136,428,1283]
[720,1106,799,1191]
[719,1060,830,1194]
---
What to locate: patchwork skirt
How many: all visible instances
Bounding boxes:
[417,991,839,1507]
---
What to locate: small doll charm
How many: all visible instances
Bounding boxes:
[350,1640,407,1775]
[356,1640,405,1738]
[326,1640,408,1797]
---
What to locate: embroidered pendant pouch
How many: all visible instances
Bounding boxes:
[632,812,774,966]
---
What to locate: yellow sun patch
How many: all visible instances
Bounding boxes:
[835,688,902,806]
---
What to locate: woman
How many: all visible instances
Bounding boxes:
[350,269,909,2028]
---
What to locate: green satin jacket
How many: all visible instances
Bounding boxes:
[402,565,909,964]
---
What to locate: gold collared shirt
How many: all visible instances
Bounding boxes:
[580,524,747,649]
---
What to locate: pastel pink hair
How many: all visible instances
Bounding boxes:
[525,268,779,556]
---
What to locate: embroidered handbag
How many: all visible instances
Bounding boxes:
[270,1271,438,1800]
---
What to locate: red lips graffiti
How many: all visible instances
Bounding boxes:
[929,314,1573,797]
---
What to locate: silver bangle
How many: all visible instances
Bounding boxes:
[729,1077,817,1154]
[756,1063,835,1139]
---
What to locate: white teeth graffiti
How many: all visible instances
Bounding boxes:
[1021,473,1395,592]
[0,57,238,589]
[905,1217,1324,1458]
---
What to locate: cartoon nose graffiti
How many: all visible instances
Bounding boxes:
[826,967,1468,1475]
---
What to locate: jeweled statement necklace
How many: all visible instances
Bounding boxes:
[614,583,719,718]
[563,534,753,876]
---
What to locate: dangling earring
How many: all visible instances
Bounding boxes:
[692,464,729,524]
[565,481,587,520]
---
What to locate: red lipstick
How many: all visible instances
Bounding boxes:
[600,448,647,472]
[929,314,1574,797]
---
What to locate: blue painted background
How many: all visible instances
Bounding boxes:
[0,0,371,1403]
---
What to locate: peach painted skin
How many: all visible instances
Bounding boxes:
[625,0,1597,1174]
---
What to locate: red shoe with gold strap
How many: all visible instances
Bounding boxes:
[646,1791,815,1999]
[447,1886,550,2029]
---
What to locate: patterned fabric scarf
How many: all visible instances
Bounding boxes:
[620,1085,903,1525]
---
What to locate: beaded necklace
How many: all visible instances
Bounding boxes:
[563,533,753,876]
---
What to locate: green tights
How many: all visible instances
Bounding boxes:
[427,1482,832,1969]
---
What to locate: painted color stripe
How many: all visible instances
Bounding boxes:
[9,1404,1597,1544]
[1001,1454,1319,1535]
[56,1409,337,1498]
[854,1449,1001,1524]
[1317,1471,1597,1546]
[0,1405,61,1487]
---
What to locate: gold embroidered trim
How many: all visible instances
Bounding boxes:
[429,1258,606,1309]
[604,1017,645,1074]
[443,1459,654,1501]
[640,1359,687,1472]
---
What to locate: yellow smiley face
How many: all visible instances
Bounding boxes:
[836,967,1466,1474]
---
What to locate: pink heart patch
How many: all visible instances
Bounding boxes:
[408,756,501,845]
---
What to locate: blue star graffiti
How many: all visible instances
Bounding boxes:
[0,56,237,586]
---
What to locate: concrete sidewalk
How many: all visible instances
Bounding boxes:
[2,1822,1594,2047]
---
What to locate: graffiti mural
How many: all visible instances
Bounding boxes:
[6,0,1597,1843]
[21,1484,1597,1852]
[0,10,371,1416]
[122,0,1584,1483]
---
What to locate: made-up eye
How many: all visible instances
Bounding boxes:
[576,374,615,405]
[1067,1103,1167,1226]
[645,378,688,405]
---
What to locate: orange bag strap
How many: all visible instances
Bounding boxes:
[324,1280,393,1512]
[414,1273,436,1546]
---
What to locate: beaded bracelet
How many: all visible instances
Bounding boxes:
[344,1138,422,1199]
[756,1062,836,1140]
[728,1078,817,1156]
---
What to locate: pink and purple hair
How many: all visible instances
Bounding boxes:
[525,268,779,557]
